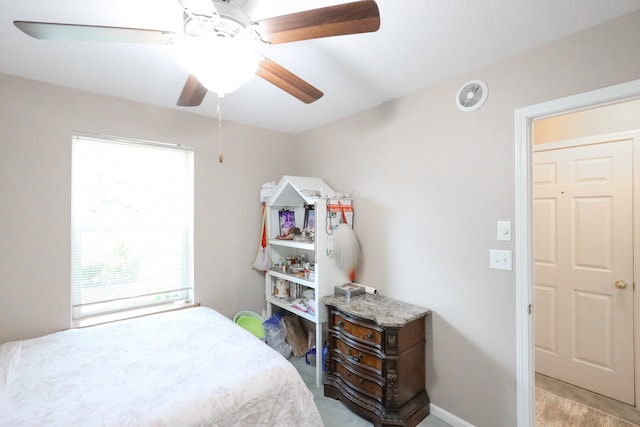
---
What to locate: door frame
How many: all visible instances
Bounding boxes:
[514,78,640,426]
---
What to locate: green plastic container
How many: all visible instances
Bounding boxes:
[235,312,265,340]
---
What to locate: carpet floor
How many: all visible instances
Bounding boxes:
[294,356,638,426]
[536,388,639,427]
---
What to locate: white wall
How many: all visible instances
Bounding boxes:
[534,98,640,144]
[0,74,295,343]
[1,9,640,427]
[292,11,640,426]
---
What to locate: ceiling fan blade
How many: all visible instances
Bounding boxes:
[177,74,208,106]
[13,21,176,44]
[256,58,323,104]
[254,0,380,45]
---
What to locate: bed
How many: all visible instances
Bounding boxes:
[0,306,323,427]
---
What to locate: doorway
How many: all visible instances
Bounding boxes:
[514,78,640,426]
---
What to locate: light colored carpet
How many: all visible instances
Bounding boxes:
[536,388,639,427]
[294,358,637,426]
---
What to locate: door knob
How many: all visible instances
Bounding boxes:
[615,280,629,289]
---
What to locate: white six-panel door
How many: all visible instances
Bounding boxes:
[534,137,634,404]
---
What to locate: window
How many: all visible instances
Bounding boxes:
[71,135,194,320]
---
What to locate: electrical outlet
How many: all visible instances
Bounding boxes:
[490,249,512,270]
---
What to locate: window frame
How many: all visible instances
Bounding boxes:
[70,133,194,321]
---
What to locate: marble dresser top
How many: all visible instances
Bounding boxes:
[323,294,431,327]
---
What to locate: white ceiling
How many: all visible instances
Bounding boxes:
[2,0,640,134]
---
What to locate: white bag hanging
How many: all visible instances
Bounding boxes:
[253,204,271,272]
[332,201,359,281]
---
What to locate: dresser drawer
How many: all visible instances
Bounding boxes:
[333,336,383,373]
[332,312,382,347]
[333,357,383,402]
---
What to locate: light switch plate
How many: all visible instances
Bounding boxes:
[490,249,512,270]
[497,221,511,241]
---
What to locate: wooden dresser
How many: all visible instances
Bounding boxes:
[323,294,431,427]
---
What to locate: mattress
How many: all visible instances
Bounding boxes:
[0,307,323,427]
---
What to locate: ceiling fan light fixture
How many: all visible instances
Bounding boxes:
[15,1,382,107]
[176,35,261,97]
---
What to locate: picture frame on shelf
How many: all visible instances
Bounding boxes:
[279,209,295,237]
[303,204,315,230]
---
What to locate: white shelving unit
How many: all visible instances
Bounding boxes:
[265,176,351,387]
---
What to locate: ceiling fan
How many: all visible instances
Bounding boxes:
[13,0,381,107]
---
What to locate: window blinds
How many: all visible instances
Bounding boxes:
[71,135,194,319]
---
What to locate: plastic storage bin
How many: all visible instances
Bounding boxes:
[234,311,265,340]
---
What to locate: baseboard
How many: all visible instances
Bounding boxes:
[429,403,475,427]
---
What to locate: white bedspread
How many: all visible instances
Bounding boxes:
[0,307,323,427]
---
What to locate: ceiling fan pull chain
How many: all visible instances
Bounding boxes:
[217,95,224,163]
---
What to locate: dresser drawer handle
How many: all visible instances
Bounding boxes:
[337,320,344,328]
[347,351,362,363]
[366,332,373,340]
